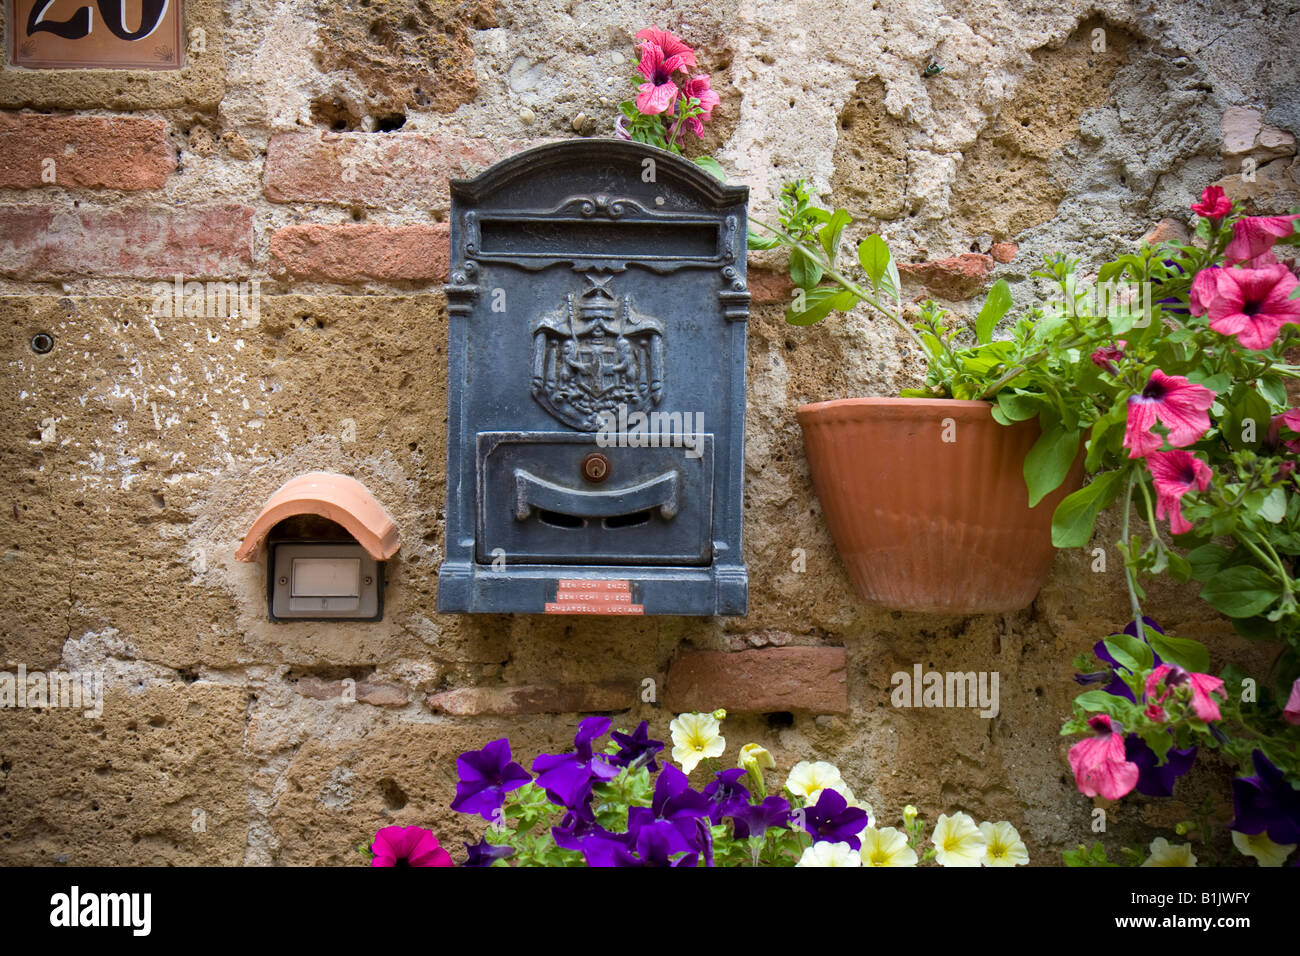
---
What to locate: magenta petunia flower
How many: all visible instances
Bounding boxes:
[1145,664,1226,723]
[678,74,721,137]
[1145,450,1212,535]
[1224,214,1299,267]
[1188,266,1221,316]
[1090,343,1125,374]
[634,28,696,116]
[1284,678,1300,726]
[1267,409,1300,454]
[1205,263,1300,350]
[1068,714,1140,800]
[1123,370,1216,459]
[634,27,697,67]
[1190,185,1232,222]
[370,825,453,867]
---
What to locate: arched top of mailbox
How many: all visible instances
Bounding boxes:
[450,139,749,209]
[235,472,400,563]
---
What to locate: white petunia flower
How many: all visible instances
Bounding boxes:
[1141,837,1197,867]
[859,826,917,867]
[1231,830,1295,867]
[979,821,1029,866]
[669,712,725,774]
[932,812,987,867]
[796,841,861,867]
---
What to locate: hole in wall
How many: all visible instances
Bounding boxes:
[373,112,407,132]
[378,777,408,811]
[766,711,794,728]
[310,97,362,132]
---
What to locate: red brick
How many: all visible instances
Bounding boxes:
[263,131,528,209]
[269,223,449,284]
[989,241,1019,264]
[898,252,994,300]
[427,681,634,716]
[665,647,848,714]
[0,204,254,280]
[355,682,408,707]
[748,268,794,305]
[1141,218,1190,246]
[0,113,174,190]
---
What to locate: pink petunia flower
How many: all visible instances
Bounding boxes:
[677,73,721,137]
[1205,263,1300,351]
[1188,266,1221,316]
[1145,703,1167,722]
[1284,678,1300,726]
[634,28,696,116]
[1145,664,1226,723]
[1224,214,1299,267]
[370,825,453,867]
[1068,714,1140,800]
[1146,450,1212,535]
[1190,185,1232,222]
[1123,370,1216,459]
[1091,343,1125,373]
[634,27,698,68]
[1267,410,1300,454]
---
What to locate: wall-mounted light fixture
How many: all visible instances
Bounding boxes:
[236,472,399,621]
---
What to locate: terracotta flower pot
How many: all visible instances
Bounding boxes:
[796,397,1085,614]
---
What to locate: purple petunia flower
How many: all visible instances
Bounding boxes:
[551,810,616,851]
[1123,735,1198,798]
[583,820,699,867]
[608,721,665,772]
[701,768,750,824]
[450,738,532,821]
[731,795,792,840]
[463,837,514,867]
[800,788,870,850]
[626,764,713,854]
[531,716,620,812]
[1230,750,1300,845]
[1088,616,1164,702]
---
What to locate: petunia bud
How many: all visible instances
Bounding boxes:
[903,804,918,826]
[712,708,727,720]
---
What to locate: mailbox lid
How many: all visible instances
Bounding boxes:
[477,431,713,566]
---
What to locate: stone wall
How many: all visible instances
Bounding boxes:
[0,0,1296,865]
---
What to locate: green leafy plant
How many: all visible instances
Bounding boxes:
[751,181,1300,862]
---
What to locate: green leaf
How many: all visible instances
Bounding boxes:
[996,390,1042,422]
[1258,375,1287,408]
[974,279,1013,345]
[1200,566,1282,618]
[786,285,858,326]
[857,234,891,289]
[746,227,780,250]
[1073,690,1131,718]
[693,156,726,182]
[1144,628,1211,674]
[1103,633,1155,674]
[1260,486,1287,523]
[1186,542,1231,582]
[1052,470,1125,548]
[789,247,824,290]
[819,209,852,262]
[1024,425,1082,507]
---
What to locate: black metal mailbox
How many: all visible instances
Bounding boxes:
[437,140,749,615]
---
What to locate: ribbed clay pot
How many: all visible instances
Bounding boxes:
[796,397,1085,614]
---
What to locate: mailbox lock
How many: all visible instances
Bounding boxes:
[581,453,611,483]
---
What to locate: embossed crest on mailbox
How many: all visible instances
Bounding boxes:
[437,140,750,615]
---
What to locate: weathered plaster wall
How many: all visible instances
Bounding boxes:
[0,0,1297,864]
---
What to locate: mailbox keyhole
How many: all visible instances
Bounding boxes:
[538,510,585,529]
[604,510,653,529]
